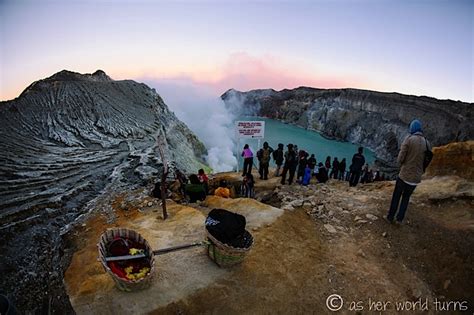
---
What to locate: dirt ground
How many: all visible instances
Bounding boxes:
[65,173,473,314]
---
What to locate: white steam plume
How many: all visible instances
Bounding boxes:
[143,78,238,173]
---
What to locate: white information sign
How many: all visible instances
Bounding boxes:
[236,121,265,139]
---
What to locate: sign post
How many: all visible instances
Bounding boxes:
[235,121,265,139]
[235,121,265,173]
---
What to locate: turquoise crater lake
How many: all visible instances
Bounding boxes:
[234,117,376,169]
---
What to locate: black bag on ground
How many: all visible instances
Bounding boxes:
[205,209,246,246]
[423,138,433,172]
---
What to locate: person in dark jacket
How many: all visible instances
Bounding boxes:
[330,157,339,179]
[281,144,298,185]
[387,119,431,224]
[308,154,317,171]
[315,162,329,183]
[349,147,365,187]
[272,143,284,177]
[325,156,331,171]
[360,164,370,184]
[297,150,308,182]
[338,158,346,180]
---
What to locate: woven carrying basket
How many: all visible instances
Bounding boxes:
[98,228,155,292]
[206,230,253,267]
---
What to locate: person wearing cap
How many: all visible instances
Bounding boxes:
[387,119,431,224]
[280,143,298,185]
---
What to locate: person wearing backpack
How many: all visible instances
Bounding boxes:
[387,119,431,224]
[272,143,284,176]
[281,143,298,185]
[257,142,274,180]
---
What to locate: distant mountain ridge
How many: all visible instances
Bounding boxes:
[222,87,473,166]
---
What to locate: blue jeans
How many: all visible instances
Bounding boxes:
[387,177,416,222]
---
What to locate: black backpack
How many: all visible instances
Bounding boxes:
[205,209,246,245]
[423,138,433,172]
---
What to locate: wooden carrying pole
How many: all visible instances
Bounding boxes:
[156,134,168,220]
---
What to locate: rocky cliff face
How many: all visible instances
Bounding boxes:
[426,141,474,180]
[0,70,206,313]
[221,88,473,164]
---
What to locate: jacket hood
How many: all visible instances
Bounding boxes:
[409,119,422,134]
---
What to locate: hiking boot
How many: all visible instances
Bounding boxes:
[384,216,394,225]
[394,220,402,227]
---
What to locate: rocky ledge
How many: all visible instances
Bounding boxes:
[0,70,207,313]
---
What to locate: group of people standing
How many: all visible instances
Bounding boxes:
[240,142,380,187]
[240,118,431,226]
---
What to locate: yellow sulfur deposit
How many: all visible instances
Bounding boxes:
[129,248,144,255]
[125,266,150,281]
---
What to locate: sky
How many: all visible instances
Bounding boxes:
[0,0,473,102]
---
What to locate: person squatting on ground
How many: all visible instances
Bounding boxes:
[198,168,209,194]
[349,147,366,187]
[214,179,231,198]
[257,142,273,180]
[241,144,253,176]
[185,174,207,203]
[174,169,188,197]
[302,164,312,186]
[281,143,298,185]
[273,143,285,177]
[387,119,431,224]
[315,162,329,183]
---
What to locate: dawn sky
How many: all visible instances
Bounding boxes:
[0,0,473,102]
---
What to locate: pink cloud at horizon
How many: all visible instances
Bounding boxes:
[136,52,364,96]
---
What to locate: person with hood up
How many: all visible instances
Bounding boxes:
[387,119,431,224]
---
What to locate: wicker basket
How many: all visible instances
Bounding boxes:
[206,230,253,267]
[98,228,155,292]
